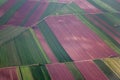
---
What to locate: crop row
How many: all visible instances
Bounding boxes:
[0,57,120,80]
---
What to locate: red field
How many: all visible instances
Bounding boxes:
[0,67,18,80]
[74,61,109,80]
[46,63,75,80]
[45,15,118,61]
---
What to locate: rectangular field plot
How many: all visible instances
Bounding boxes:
[54,5,120,54]
[45,14,118,61]
[0,26,50,68]
[0,67,19,80]
[46,63,75,80]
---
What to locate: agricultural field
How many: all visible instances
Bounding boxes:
[0,57,120,80]
[0,26,50,67]
[0,0,120,80]
[54,2,120,54]
[0,0,66,26]
[38,14,118,61]
[86,13,120,44]
[48,0,120,13]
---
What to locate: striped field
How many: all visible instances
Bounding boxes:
[0,0,120,80]
[0,57,120,80]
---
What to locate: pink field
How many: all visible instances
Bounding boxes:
[0,67,19,80]
[0,0,16,17]
[74,61,109,80]
[46,63,75,80]
[7,1,37,26]
[74,0,102,13]
[24,1,48,26]
[116,0,120,2]
[45,15,118,61]
[58,0,73,3]
[34,28,58,63]
[86,14,120,44]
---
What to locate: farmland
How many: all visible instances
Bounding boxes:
[0,0,66,26]
[0,57,120,80]
[0,0,120,80]
[0,27,50,67]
